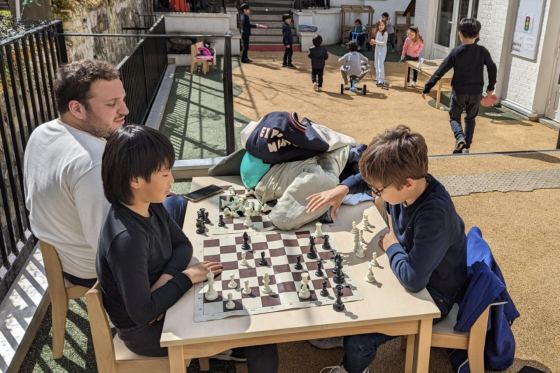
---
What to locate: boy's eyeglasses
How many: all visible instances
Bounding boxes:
[370,183,391,197]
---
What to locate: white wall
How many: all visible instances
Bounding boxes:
[293,9,342,47]
[414,0,434,58]
[165,12,231,34]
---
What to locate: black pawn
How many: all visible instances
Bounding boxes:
[307,243,317,259]
[309,236,315,246]
[322,235,332,250]
[333,255,343,274]
[259,251,268,266]
[333,285,345,312]
[241,232,251,250]
[196,218,205,234]
[204,211,211,224]
[218,214,226,227]
[333,266,344,284]
[320,280,329,297]
[294,255,303,270]
[315,260,324,277]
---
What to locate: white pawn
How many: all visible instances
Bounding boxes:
[314,222,324,237]
[362,212,371,230]
[298,273,311,299]
[240,251,249,266]
[353,231,361,253]
[356,243,365,258]
[261,273,272,294]
[228,274,237,289]
[225,293,236,310]
[359,229,366,245]
[242,280,252,295]
[351,221,358,235]
[365,264,375,283]
[253,204,262,215]
[205,270,218,301]
[371,252,379,267]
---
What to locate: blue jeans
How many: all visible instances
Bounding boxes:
[341,288,455,373]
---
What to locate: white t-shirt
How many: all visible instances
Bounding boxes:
[24,119,110,279]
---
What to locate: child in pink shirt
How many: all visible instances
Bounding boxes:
[401,26,424,87]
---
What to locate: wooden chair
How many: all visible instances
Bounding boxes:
[39,240,90,359]
[190,41,215,75]
[86,282,210,372]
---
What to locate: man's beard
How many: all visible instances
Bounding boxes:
[82,109,122,138]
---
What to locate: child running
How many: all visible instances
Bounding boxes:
[308,35,329,91]
[370,19,388,86]
[402,26,424,87]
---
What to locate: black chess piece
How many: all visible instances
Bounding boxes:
[315,260,324,277]
[333,255,343,274]
[204,211,211,224]
[196,218,205,234]
[241,232,251,250]
[333,285,345,312]
[322,235,332,250]
[259,251,268,266]
[333,266,344,284]
[307,242,317,259]
[218,214,226,227]
[320,280,329,297]
[309,236,315,246]
[294,255,303,270]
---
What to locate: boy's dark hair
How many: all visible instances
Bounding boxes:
[382,12,389,18]
[312,35,323,47]
[240,3,250,11]
[354,19,361,25]
[102,125,176,205]
[347,41,359,51]
[458,18,481,39]
[359,125,428,189]
[54,59,119,115]
[282,14,291,21]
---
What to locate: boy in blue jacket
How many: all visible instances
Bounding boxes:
[282,14,295,68]
[308,35,329,91]
[240,4,265,63]
[306,126,468,373]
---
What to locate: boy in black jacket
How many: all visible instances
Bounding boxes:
[308,35,329,91]
[282,14,295,68]
[422,18,497,154]
[240,4,264,63]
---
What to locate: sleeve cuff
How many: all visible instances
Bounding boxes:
[171,272,193,293]
[386,242,406,261]
[163,268,181,278]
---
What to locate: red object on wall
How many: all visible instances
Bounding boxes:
[169,0,189,12]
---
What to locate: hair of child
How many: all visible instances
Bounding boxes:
[282,13,292,22]
[240,3,249,11]
[408,26,424,44]
[458,18,481,39]
[313,35,323,47]
[347,41,359,51]
[377,19,387,36]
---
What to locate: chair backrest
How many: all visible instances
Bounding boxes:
[40,240,69,304]
[86,282,119,373]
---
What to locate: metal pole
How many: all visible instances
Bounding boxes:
[55,22,68,64]
[556,131,560,150]
[223,32,235,155]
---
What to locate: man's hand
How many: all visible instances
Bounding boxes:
[150,273,173,292]
[182,261,222,284]
[306,185,349,221]
[378,230,398,252]
[421,93,427,100]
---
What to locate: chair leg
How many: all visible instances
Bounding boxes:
[467,306,490,373]
[203,61,208,74]
[51,298,69,359]
[199,357,210,371]
[404,334,415,373]
[191,61,197,74]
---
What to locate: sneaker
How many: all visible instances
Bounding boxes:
[246,59,253,63]
[411,81,416,87]
[453,139,466,153]
[287,64,296,69]
[210,348,247,362]
[376,82,384,86]
[320,366,369,373]
[313,82,318,91]
[282,63,288,67]
[318,87,323,91]
[309,337,344,350]
[462,148,470,154]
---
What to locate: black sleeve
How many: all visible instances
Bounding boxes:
[162,207,193,278]
[324,48,329,60]
[423,52,454,94]
[106,230,193,326]
[484,48,497,91]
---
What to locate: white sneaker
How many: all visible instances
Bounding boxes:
[462,148,470,154]
[320,366,369,373]
[318,87,323,91]
[309,337,344,350]
[313,82,318,91]
[411,81,416,87]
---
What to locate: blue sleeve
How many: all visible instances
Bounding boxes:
[422,52,454,94]
[340,173,371,195]
[386,208,451,293]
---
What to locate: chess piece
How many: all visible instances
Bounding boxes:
[322,235,332,250]
[244,208,253,227]
[313,222,324,238]
[228,186,236,196]
[205,270,218,301]
[315,260,324,277]
[309,236,315,246]
[225,293,236,310]
[294,255,303,270]
[320,280,329,297]
[362,212,371,227]
[220,198,231,209]
[204,211,211,224]
[333,285,345,312]
[359,229,366,245]
[371,252,379,267]
[218,214,226,227]
[307,242,317,259]
[261,273,272,294]
[259,251,268,266]
[333,266,344,284]
[253,204,262,215]
[196,218,205,234]
[298,273,311,299]
[233,211,240,218]
[333,254,343,274]
[356,243,365,258]
[241,232,251,250]
[223,207,232,217]
[242,280,252,294]
[351,221,358,235]
[353,231,361,253]
[228,274,237,288]
[261,203,272,213]
[365,264,375,283]
[240,251,249,266]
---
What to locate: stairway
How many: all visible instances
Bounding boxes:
[247,0,301,51]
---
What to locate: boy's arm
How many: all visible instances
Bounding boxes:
[162,207,194,278]
[324,48,329,60]
[338,54,348,62]
[385,208,450,293]
[484,48,497,92]
[339,173,371,195]
[359,53,369,63]
[422,52,454,94]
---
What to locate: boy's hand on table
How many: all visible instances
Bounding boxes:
[150,274,173,292]
[306,185,349,221]
[378,230,398,252]
[183,261,222,284]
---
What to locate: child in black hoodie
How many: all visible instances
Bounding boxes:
[308,35,329,91]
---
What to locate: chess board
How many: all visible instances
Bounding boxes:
[194,228,364,322]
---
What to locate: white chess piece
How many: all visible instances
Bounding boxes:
[244,206,253,227]
[220,199,231,209]
[371,252,379,267]
[205,270,218,301]
[298,273,311,299]
[261,273,272,294]
[225,293,236,310]
[228,274,237,289]
[261,203,272,213]
[359,229,366,245]
[233,211,240,218]
[356,243,365,258]
[240,252,249,266]
[362,212,371,230]
[242,280,252,295]
[245,188,255,197]
[313,222,324,238]
[365,264,375,283]
[253,204,262,215]
[223,207,232,217]
[351,221,358,235]
[353,231,361,253]
[228,186,236,196]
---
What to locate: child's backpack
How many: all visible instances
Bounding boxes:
[197,46,213,57]
[169,0,189,12]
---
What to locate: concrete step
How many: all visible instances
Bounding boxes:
[252,28,293,35]
[249,35,299,43]
[250,13,290,21]
[249,43,301,52]
[254,21,295,28]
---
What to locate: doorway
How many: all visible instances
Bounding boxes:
[433,0,480,59]
[546,43,560,122]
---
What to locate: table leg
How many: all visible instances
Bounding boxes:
[436,81,442,109]
[169,346,186,373]
[404,63,408,87]
[414,319,433,373]
[404,334,415,373]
